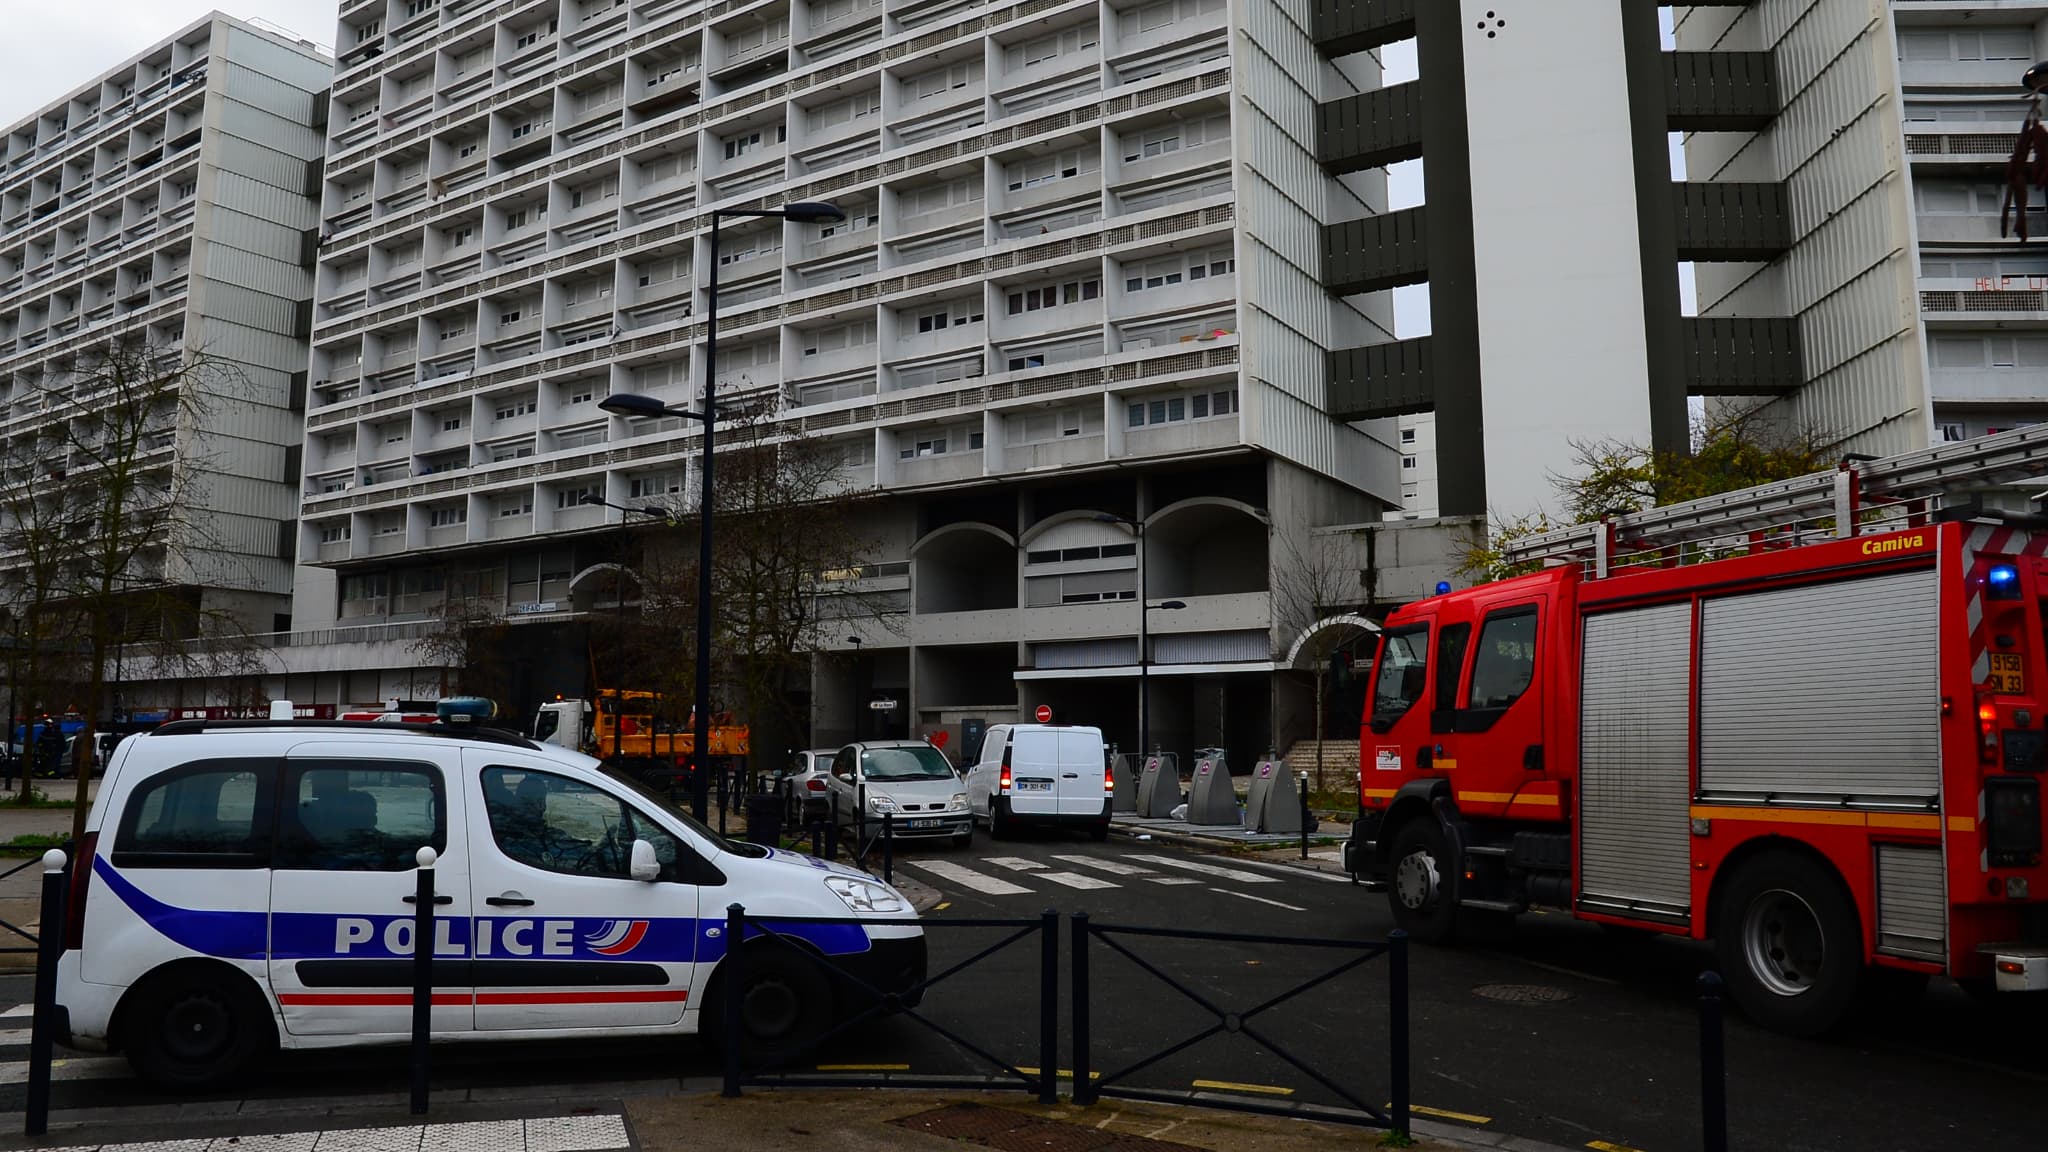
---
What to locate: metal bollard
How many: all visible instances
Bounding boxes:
[882,812,894,884]
[1070,912,1094,1105]
[1698,971,1729,1152]
[410,846,436,1116]
[1038,909,1059,1105]
[722,903,746,1098]
[856,780,868,864]
[24,849,66,1137]
[1388,929,1410,1141]
[827,791,840,858]
[1298,773,1311,860]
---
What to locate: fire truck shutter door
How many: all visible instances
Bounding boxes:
[1699,569,1939,801]
[1579,602,1694,920]
[1874,844,1947,961]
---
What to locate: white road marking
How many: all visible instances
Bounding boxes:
[1052,855,1203,885]
[1211,887,1308,913]
[0,1004,32,1018]
[982,856,1047,871]
[1127,854,1282,884]
[1219,856,1353,883]
[902,859,1034,896]
[1033,871,1120,890]
[0,1055,133,1084]
[0,1027,29,1044]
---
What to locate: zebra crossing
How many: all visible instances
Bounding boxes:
[901,849,1332,905]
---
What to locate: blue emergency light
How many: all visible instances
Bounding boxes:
[1436,581,1452,595]
[438,697,498,725]
[1990,564,2018,587]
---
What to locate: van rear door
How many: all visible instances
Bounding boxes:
[1055,729,1108,818]
[1007,728,1060,815]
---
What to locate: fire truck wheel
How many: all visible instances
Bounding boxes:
[1714,851,1861,1036]
[1387,819,1458,943]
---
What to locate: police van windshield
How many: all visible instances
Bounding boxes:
[1370,625,1429,730]
[597,763,761,857]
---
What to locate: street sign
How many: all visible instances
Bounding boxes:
[1035,705,1052,723]
[868,698,898,711]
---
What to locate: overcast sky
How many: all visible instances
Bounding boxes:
[0,2,337,128]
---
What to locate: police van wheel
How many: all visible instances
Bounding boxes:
[717,949,831,1059]
[124,966,271,1091]
[1387,819,1458,944]
[1713,850,1861,1037]
[989,800,1012,841]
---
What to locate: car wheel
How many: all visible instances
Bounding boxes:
[123,966,273,1091]
[1713,849,1862,1037]
[715,947,833,1063]
[1386,818,1459,944]
[1088,821,1110,842]
[989,798,1012,840]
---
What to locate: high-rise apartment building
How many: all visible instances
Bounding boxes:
[280,0,1403,762]
[0,15,331,639]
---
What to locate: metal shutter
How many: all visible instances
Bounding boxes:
[1579,602,1694,920]
[1699,569,1939,800]
[1875,844,1946,961]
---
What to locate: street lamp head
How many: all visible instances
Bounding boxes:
[780,200,846,224]
[597,392,671,418]
[1156,600,1188,610]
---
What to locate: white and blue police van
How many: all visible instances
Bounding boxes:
[54,699,923,1089]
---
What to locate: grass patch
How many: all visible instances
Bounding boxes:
[0,833,69,857]
[5,790,76,809]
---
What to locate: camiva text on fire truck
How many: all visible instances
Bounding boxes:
[1345,427,2048,1035]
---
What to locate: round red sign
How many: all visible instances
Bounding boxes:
[1035,705,1053,723]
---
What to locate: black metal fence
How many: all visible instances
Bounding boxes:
[0,854,47,954]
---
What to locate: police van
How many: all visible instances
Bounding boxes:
[54,699,923,1089]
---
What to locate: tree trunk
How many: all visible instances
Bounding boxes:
[1313,659,1327,796]
[73,632,105,842]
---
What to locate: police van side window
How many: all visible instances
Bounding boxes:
[276,761,445,871]
[484,767,635,879]
[113,760,275,867]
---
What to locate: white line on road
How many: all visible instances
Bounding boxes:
[1217,856,1353,883]
[1051,855,1203,885]
[1127,854,1282,884]
[0,1004,31,1018]
[1032,871,1121,890]
[902,860,1034,896]
[982,857,1047,871]
[1210,887,1307,913]
[0,1027,30,1045]
[0,1055,131,1084]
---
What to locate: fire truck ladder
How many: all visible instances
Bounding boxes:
[1501,423,2048,575]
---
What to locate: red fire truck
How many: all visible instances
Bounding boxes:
[1345,428,2048,1035]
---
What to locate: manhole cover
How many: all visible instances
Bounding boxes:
[1473,983,1574,1004]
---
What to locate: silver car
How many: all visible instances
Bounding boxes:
[782,747,839,822]
[825,740,972,848]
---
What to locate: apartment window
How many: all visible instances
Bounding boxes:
[722,128,785,160]
[434,414,461,432]
[640,151,691,183]
[728,17,789,55]
[916,306,981,333]
[355,20,383,44]
[457,139,480,158]
[452,46,489,77]
[386,242,421,268]
[568,385,594,404]
[1400,427,1416,444]
[1120,0,1223,34]
[569,176,619,208]
[445,225,474,247]
[174,180,196,200]
[803,319,878,355]
[1126,387,1236,427]
[555,428,604,449]
[1122,113,1228,162]
[1007,277,1099,314]
[396,72,433,102]
[318,475,351,494]
[395,158,426,184]
[1007,407,1095,445]
[342,179,370,204]
[494,399,537,419]
[1006,149,1094,191]
[405,0,438,18]
[637,256,687,286]
[810,91,881,129]
[1933,334,2048,369]
[497,308,524,325]
[1898,29,2033,63]
[575,82,624,114]
[910,60,981,99]
[513,21,557,50]
[557,486,600,509]
[510,118,549,139]
[1124,246,1233,293]
[495,494,534,517]
[429,506,467,527]
[1008,26,1099,71]
[504,207,534,229]
[374,518,404,537]
[902,178,982,217]
[319,523,350,543]
[900,436,948,458]
[1939,421,1968,442]
[490,443,535,462]
[630,472,682,498]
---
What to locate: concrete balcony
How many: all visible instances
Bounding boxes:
[1002,433,1104,472]
[1022,599,1131,643]
[1905,128,2021,169]
[1123,414,1237,457]
[550,502,605,532]
[365,533,406,556]
[893,450,983,485]
[1115,141,1227,188]
[560,296,617,324]
[488,513,534,539]
[315,540,351,563]
[1001,176,1102,217]
[1921,278,2048,327]
[716,248,786,284]
[802,229,877,263]
[793,344,878,379]
[1111,274,1234,322]
[911,607,1021,646]
[1914,213,2020,244]
[895,323,984,360]
[1152,590,1272,634]
[425,523,468,549]
[892,200,982,237]
[1115,9,1228,59]
[1931,367,2048,406]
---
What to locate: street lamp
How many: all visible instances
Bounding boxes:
[581,495,668,757]
[846,635,863,741]
[595,199,842,820]
[1096,513,1185,757]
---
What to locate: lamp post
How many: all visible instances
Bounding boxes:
[846,635,863,742]
[1095,514,1184,757]
[598,199,843,820]
[581,496,668,757]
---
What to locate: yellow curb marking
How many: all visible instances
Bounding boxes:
[1587,1141,1647,1152]
[1191,1079,1294,1096]
[1406,1104,1493,1125]
[1016,1067,1102,1080]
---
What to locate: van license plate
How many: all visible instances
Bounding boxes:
[1015,779,1053,791]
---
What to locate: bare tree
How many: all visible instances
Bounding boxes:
[0,425,80,800]
[1272,532,1363,794]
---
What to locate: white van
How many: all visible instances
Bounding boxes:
[54,709,922,1089]
[963,724,1111,840]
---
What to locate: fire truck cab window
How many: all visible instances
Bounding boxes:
[1467,609,1538,710]
[1370,625,1429,731]
[1432,623,1472,731]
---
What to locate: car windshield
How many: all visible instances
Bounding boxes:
[862,746,956,782]
[597,762,765,858]
[1371,625,1430,727]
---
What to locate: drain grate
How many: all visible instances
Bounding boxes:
[1472,983,1574,1004]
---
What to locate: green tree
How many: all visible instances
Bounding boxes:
[1461,408,1833,583]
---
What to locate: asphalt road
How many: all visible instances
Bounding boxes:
[2,831,2044,1152]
